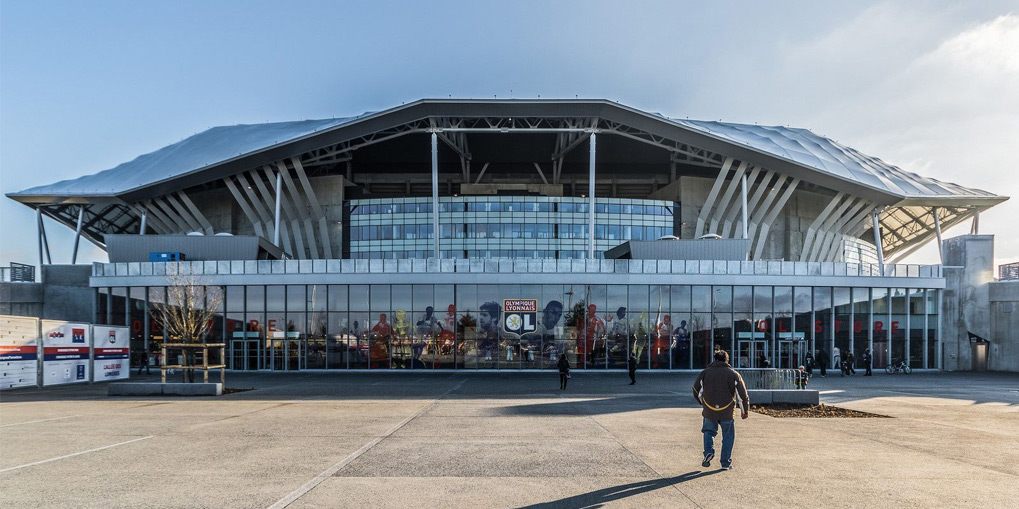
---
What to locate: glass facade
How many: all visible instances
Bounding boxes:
[348,196,675,259]
[104,282,942,371]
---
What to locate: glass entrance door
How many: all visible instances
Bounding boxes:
[777,334,805,369]
[736,333,768,368]
[270,334,304,370]
[230,339,260,370]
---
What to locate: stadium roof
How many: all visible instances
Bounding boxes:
[8,99,1006,209]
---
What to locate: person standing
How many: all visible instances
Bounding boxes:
[137,350,151,375]
[846,351,856,375]
[692,350,750,470]
[804,351,815,376]
[863,349,873,376]
[557,353,571,390]
[627,354,637,385]
[817,348,828,377]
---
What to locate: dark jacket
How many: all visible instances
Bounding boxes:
[692,361,750,421]
[557,356,570,373]
[627,356,637,371]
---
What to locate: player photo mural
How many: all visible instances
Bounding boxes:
[478,301,501,363]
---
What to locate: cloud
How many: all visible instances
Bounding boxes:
[748,8,1019,265]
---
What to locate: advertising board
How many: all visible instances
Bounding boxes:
[92,325,130,382]
[0,315,40,390]
[41,320,91,386]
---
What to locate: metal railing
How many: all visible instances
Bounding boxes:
[736,368,798,390]
[0,262,35,282]
[1000,262,1019,281]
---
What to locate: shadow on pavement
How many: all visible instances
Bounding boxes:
[517,470,721,508]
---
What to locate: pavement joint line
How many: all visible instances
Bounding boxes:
[0,435,153,474]
[266,378,467,509]
[584,406,705,508]
[0,415,80,428]
[778,413,1019,478]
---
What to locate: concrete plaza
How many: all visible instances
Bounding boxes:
[1,371,1017,508]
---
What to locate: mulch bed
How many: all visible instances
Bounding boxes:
[750,403,890,418]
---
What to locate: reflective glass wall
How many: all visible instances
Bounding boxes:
[101,283,942,371]
[348,196,675,259]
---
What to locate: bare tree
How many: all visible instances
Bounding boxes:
[150,272,223,382]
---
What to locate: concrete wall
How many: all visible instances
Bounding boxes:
[0,265,92,322]
[0,282,42,317]
[988,280,1019,372]
[942,235,995,371]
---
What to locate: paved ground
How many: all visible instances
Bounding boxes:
[1,371,1018,508]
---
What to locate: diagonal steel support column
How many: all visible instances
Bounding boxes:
[273,170,282,247]
[72,205,85,263]
[740,173,749,239]
[872,209,885,276]
[139,208,147,235]
[933,207,944,264]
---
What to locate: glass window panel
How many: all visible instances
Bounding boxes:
[671,285,691,312]
[733,286,752,312]
[712,286,732,313]
[692,286,711,312]
[226,286,244,311]
[328,285,348,312]
[246,285,265,312]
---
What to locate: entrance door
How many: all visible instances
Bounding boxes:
[736,332,768,368]
[230,339,260,370]
[777,335,805,369]
[270,335,304,370]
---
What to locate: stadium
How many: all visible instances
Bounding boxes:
[6,99,1008,372]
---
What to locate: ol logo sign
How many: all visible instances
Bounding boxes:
[503,299,537,335]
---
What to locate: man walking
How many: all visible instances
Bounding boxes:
[692,350,750,470]
[863,349,873,376]
[817,348,828,377]
[627,354,638,385]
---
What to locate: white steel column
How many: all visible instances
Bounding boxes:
[933,207,943,264]
[71,205,85,264]
[588,133,597,259]
[431,132,440,258]
[970,210,980,234]
[37,209,52,265]
[871,209,885,276]
[740,173,749,240]
[273,171,282,247]
[37,208,44,268]
[139,208,147,235]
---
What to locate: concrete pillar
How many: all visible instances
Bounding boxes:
[942,235,994,371]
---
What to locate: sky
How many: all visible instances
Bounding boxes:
[2,0,1017,270]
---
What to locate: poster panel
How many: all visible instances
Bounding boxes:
[0,315,40,390]
[92,325,130,382]
[41,320,91,386]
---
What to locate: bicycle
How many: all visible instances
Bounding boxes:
[885,359,912,375]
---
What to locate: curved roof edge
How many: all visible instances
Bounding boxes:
[7,99,1009,209]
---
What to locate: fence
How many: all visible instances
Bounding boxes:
[0,262,35,282]
[1000,262,1019,281]
[736,368,798,390]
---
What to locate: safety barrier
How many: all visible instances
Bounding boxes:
[736,368,798,390]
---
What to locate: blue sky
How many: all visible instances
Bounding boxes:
[2,0,1017,268]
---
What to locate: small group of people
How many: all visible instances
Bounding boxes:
[555,352,640,390]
